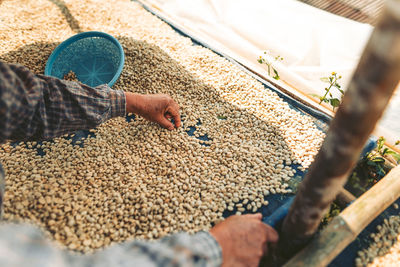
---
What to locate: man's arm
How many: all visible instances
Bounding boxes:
[0,214,278,267]
[0,61,126,143]
[0,223,222,267]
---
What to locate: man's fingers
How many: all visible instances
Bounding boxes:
[259,223,278,255]
[243,213,262,220]
[261,239,269,256]
[265,225,279,243]
[166,104,181,128]
[157,116,175,130]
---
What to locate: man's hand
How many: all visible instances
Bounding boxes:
[210,213,278,267]
[125,93,181,130]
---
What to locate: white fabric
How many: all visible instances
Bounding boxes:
[142,0,400,142]
[148,0,371,94]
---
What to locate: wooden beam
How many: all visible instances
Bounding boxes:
[341,166,400,235]
[335,188,356,208]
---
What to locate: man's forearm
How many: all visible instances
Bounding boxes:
[0,223,222,267]
[125,92,144,114]
[0,61,126,143]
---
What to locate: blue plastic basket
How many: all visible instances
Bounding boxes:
[45,31,124,87]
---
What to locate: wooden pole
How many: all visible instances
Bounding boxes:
[335,188,356,208]
[279,0,400,257]
[283,165,400,267]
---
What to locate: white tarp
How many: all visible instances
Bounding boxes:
[141,0,400,143]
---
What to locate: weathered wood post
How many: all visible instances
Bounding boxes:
[279,0,400,257]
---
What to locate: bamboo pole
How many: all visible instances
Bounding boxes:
[279,0,400,257]
[283,165,400,267]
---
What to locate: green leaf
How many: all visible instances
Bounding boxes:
[322,98,329,103]
[372,157,385,163]
[330,98,341,107]
[377,137,385,150]
[392,153,400,162]
[273,69,280,80]
[338,89,345,94]
[334,83,341,88]
[320,77,330,83]
[217,115,227,120]
[385,150,400,156]
[257,59,263,64]
[382,147,389,155]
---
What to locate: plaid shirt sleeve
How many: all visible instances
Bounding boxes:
[0,223,222,267]
[0,61,126,143]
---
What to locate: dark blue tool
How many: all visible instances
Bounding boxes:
[263,196,295,228]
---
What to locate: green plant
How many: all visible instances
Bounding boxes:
[257,51,283,80]
[367,137,400,170]
[320,202,342,228]
[346,137,400,196]
[311,72,344,111]
[380,138,400,162]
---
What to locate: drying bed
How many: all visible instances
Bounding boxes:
[0,0,326,253]
[0,1,393,266]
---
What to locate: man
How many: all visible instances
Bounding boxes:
[0,61,278,266]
